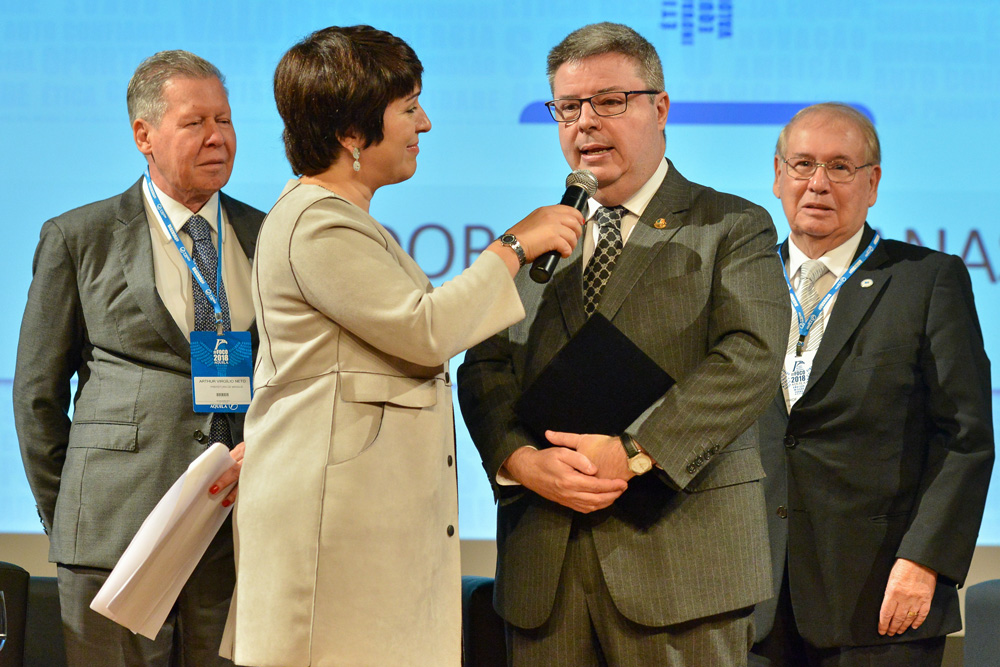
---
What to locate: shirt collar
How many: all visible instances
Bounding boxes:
[787,225,865,283]
[586,157,669,220]
[142,175,221,244]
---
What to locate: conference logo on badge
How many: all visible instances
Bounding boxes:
[213,338,229,366]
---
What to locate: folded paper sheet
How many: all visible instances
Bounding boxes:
[91,442,235,639]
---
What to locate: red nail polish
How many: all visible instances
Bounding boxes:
[222,499,231,507]
[209,485,219,494]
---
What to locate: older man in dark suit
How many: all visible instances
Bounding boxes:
[750,103,994,666]
[13,50,263,666]
[458,22,788,665]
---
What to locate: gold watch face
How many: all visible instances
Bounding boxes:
[629,453,653,475]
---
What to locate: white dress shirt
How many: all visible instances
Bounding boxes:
[141,176,253,338]
[580,157,670,267]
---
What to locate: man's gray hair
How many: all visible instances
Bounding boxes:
[777,103,881,165]
[547,22,664,92]
[126,50,226,126]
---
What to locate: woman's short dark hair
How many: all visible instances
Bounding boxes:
[274,25,423,176]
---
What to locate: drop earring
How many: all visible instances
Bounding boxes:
[352,147,361,172]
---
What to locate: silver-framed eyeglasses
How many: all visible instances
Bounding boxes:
[780,155,875,183]
[545,90,660,123]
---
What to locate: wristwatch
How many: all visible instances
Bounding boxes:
[620,433,653,475]
[498,232,526,268]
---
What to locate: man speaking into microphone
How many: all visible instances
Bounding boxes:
[458,22,788,664]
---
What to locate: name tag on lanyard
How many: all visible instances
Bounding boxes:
[144,171,253,413]
[784,350,817,407]
[778,233,881,408]
[191,330,253,413]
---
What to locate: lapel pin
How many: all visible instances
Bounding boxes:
[653,218,667,229]
[860,278,873,288]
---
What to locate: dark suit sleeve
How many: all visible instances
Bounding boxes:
[630,205,788,489]
[895,255,994,585]
[458,325,535,501]
[12,220,85,532]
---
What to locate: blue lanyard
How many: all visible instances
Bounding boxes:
[144,170,226,334]
[780,233,880,356]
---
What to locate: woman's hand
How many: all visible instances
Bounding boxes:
[488,204,585,275]
[208,441,245,508]
[510,204,585,261]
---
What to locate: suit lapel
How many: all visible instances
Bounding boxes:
[223,192,259,261]
[772,385,788,417]
[553,242,587,336]
[596,160,688,320]
[114,179,191,358]
[221,192,262,342]
[802,224,890,396]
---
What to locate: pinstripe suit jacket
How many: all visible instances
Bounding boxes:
[13,178,263,569]
[458,160,790,629]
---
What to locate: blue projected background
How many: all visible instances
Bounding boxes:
[2,2,999,543]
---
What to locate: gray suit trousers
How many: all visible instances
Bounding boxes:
[506,519,755,667]
[57,520,235,667]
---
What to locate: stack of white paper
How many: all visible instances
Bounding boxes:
[91,442,236,639]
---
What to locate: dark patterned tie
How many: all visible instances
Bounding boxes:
[183,214,233,447]
[583,206,626,317]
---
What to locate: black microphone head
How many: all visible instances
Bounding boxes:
[565,169,598,196]
[533,169,599,284]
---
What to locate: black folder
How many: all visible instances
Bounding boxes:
[514,313,675,442]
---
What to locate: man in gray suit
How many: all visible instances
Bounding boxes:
[458,23,788,665]
[13,51,263,666]
[750,103,993,666]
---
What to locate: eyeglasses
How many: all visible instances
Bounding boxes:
[545,90,660,123]
[780,155,875,183]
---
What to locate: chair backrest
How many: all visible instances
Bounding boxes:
[964,579,1000,667]
[24,577,65,667]
[462,576,506,667]
[0,561,30,667]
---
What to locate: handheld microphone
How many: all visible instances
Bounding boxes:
[529,169,599,283]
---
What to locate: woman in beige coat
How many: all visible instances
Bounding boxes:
[219,25,582,667]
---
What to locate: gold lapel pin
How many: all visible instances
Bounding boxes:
[860,278,874,288]
[653,218,667,229]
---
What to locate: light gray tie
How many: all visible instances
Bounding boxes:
[787,259,829,355]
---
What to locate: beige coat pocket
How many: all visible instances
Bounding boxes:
[329,372,439,465]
